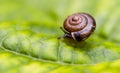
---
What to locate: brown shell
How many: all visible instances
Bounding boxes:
[63,13,96,41]
[63,13,96,32]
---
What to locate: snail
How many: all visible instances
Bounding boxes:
[59,13,96,41]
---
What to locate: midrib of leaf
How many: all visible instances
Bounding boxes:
[1,51,120,73]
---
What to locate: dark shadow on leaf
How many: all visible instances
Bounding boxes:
[59,38,95,51]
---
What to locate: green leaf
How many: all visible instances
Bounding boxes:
[0,0,120,73]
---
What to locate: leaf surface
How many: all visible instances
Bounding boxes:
[0,0,120,73]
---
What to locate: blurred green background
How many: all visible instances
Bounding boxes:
[0,0,120,73]
[0,0,120,40]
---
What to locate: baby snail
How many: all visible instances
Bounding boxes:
[60,13,96,41]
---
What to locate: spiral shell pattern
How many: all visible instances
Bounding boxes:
[63,13,96,32]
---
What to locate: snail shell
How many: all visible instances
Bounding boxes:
[61,13,96,41]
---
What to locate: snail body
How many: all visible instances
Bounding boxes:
[60,13,96,41]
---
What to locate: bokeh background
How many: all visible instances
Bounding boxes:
[0,0,120,41]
